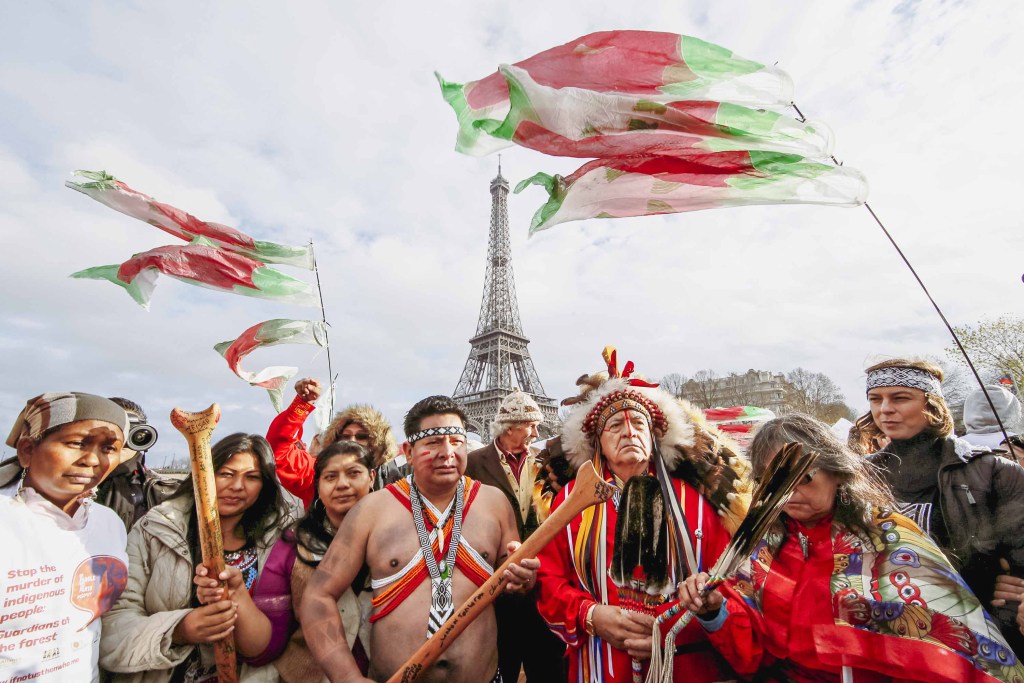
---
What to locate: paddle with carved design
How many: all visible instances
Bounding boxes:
[170,404,237,683]
[386,460,616,683]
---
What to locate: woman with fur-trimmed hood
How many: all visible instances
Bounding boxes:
[534,347,752,683]
[265,378,399,507]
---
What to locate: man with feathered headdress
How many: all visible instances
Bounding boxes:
[535,347,752,683]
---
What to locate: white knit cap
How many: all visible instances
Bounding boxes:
[494,389,544,424]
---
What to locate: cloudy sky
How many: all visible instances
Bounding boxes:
[2,1,1021,465]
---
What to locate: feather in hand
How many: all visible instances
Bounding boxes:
[646,442,818,683]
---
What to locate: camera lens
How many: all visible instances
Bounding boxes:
[126,424,158,452]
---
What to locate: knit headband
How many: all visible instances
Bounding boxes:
[5,392,130,448]
[866,366,943,396]
[407,425,467,445]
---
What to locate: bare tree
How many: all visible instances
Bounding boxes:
[659,372,688,398]
[932,357,975,408]
[682,369,724,409]
[946,315,1024,395]
[930,355,1002,434]
[816,401,858,424]
[784,368,851,422]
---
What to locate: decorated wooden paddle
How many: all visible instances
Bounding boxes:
[170,404,237,683]
[386,460,616,683]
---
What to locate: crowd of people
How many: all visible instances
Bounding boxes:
[3,352,1024,683]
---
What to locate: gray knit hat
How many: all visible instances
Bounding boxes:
[962,385,1021,449]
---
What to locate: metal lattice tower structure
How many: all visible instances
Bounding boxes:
[453,166,559,438]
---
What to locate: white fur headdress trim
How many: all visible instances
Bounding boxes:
[562,378,697,470]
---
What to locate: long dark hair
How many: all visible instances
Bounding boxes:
[748,413,895,540]
[172,432,289,551]
[294,440,374,566]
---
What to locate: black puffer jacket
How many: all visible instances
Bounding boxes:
[871,436,1024,655]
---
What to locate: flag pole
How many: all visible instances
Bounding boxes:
[310,240,335,418]
[790,102,1012,446]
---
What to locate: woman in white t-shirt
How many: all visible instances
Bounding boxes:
[0,391,131,683]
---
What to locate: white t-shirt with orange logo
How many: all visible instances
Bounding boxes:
[0,483,128,683]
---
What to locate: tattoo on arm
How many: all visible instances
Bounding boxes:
[300,498,371,678]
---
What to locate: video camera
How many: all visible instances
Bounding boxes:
[126,417,158,453]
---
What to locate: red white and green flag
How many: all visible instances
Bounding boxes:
[438,30,794,156]
[704,405,775,424]
[439,31,868,232]
[515,152,867,233]
[703,405,776,452]
[214,319,327,411]
[71,237,318,310]
[493,64,833,159]
[67,170,313,270]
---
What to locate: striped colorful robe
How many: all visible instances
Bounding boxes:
[535,466,736,682]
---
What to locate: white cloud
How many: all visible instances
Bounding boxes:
[1,0,1022,464]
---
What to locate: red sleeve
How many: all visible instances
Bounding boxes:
[700,581,770,676]
[265,395,316,507]
[534,483,594,650]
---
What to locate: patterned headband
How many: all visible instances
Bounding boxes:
[407,425,467,445]
[866,366,943,396]
[583,390,667,438]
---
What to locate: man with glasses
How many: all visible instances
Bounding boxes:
[466,390,565,682]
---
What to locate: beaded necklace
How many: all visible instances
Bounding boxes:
[410,477,465,637]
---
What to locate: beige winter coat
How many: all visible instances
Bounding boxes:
[99,495,287,683]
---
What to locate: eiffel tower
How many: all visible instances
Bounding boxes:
[453,165,559,438]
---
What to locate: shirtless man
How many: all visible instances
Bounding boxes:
[301,395,539,683]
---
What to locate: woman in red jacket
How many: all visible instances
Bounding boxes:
[266,378,399,506]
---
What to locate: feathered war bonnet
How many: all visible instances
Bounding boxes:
[561,348,752,590]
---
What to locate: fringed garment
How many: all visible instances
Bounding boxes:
[535,465,737,683]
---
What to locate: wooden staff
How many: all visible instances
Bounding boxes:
[170,404,238,683]
[386,460,616,683]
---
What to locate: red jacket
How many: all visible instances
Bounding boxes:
[265,395,316,507]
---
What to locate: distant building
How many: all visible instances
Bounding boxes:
[681,369,787,411]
